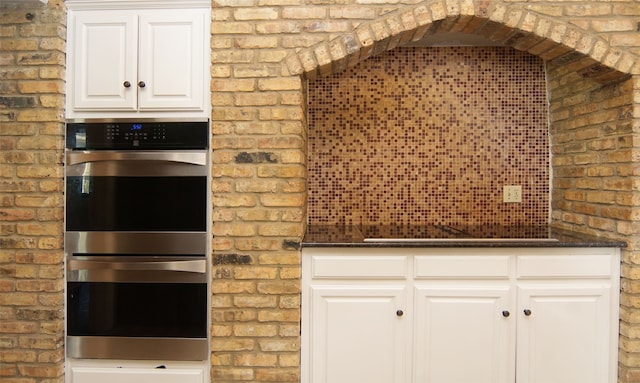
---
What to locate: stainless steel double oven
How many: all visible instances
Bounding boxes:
[65,119,209,361]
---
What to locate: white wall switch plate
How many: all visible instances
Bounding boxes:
[503,185,522,203]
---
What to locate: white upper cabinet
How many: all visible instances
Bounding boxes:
[67,6,209,118]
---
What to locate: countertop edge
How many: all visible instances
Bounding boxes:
[302,225,627,248]
[301,241,625,248]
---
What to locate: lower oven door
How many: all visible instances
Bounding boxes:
[66,256,208,361]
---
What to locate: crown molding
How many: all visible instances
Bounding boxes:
[65,0,211,10]
[1,0,47,7]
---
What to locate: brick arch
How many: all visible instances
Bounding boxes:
[283,0,637,83]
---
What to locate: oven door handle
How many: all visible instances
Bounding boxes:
[67,258,206,273]
[66,151,207,166]
[67,258,207,283]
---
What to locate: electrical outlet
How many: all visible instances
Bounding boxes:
[503,185,522,203]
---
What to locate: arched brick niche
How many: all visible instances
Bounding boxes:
[284,1,639,380]
[284,2,637,82]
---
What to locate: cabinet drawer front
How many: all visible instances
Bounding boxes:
[71,367,204,383]
[517,255,613,278]
[415,256,510,278]
[311,256,408,279]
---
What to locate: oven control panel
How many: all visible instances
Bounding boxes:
[66,121,209,150]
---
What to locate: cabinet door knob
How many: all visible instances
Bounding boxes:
[396,310,404,317]
[138,81,146,88]
[123,81,131,88]
[523,309,532,316]
[502,310,510,317]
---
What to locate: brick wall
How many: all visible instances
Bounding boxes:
[547,59,638,380]
[1,0,639,383]
[0,1,66,383]
[212,1,639,383]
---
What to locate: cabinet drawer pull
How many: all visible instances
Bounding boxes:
[396,310,404,317]
[502,310,510,317]
[123,81,131,88]
[138,81,146,88]
[524,309,532,316]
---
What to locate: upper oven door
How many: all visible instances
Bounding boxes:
[65,150,207,233]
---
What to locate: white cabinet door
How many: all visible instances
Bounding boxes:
[72,11,138,111]
[307,285,409,383]
[413,285,513,383]
[70,366,204,383]
[516,283,613,383]
[137,10,206,111]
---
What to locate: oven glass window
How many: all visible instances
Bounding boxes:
[66,176,206,232]
[67,282,207,338]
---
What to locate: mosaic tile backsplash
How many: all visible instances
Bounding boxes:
[308,47,550,226]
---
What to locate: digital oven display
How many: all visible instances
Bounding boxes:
[65,121,208,150]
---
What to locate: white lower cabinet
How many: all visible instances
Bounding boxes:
[302,247,620,383]
[68,361,207,383]
[302,252,410,383]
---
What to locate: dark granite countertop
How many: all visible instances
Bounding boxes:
[303,224,627,248]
